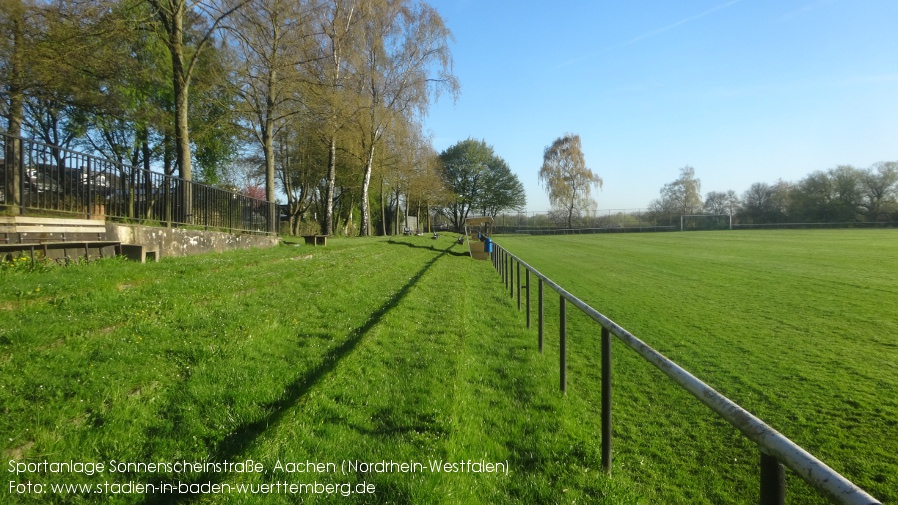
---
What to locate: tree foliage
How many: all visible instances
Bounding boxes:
[538,133,602,228]
[655,162,898,227]
[438,138,524,230]
[1,0,459,236]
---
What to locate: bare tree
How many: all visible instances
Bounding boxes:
[227,0,316,231]
[860,161,898,221]
[704,189,739,215]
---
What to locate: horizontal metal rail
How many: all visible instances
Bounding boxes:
[491,243,881,505]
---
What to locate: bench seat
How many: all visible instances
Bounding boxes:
[302,235,327,246]
[0,216,120,264]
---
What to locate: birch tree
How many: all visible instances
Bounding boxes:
[353,0,456,236]
[538,133,602,228]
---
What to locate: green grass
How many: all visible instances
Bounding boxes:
[1,236,644,504]
[497,229,898,504]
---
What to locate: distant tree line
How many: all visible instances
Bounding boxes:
[648,163,898,227]
[2,0,531,236]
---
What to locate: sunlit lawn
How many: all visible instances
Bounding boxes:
[1,236,643,504]
[497,229,898,504]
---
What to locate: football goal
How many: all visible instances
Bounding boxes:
[680,214,732,231]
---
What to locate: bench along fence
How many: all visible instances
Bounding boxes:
[1,132,275,234]
[490,242,881,505]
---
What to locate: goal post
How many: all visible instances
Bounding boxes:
[680,214,733,231]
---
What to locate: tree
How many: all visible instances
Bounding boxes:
[860,161,898,222]
[664,166,702,214]
[352,0,457,236]
[788,167,862,223]
[1,0,36,209]
[276,115,327,236]
[738,180,791,224]
[439,138,521,230]
[538,133,602,228]
[704,190,739,216]
[227,0,313,231]
[476,156,525,217]
[146,0,246,221]
[739,182,773,224]
[303,0,364,236]
[406,146,449,233]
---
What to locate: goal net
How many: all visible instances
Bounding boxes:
[680,214,732,231]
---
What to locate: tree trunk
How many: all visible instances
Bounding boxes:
[4,4,25,211]
[359,142,376,236]
[324,136,337,235]
[393,186,401,235]
[170,10,193,224]
[380,174,386,236]
[262,115,276,233]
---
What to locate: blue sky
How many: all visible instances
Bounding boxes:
[423,0,898,212]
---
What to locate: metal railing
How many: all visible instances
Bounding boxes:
[490,242,881,505]
[1,133,275,234]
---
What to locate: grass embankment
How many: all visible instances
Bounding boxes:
[497,230,898,504]
[1,236,642,504]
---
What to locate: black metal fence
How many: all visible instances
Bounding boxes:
[1,133,275,234]
[490,242,881,505]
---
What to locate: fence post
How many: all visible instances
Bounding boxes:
[17,136,25,215]
[516,261,521,304]
[85,157,93,219]
[525,269,531,328]
[509,256,515,299]
[760,451,785,505]
[503,251,508,290]
[538,279,544,353]
[602,326,612,474]
[560,295,567,394]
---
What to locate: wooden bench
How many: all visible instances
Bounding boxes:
[302,235,327,246]
[0,216,120,263]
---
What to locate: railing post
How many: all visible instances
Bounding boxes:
[503,251,508,290]
[17,136,25,215]
[85,157,93,219]
[508,255,513,298]
[560,295,567,394]
[510,257,515,299]
[525,269,531,328]
[760,451,785,505]
[601,326,612,474]
[538,279,544,353]
[516,262,521,310]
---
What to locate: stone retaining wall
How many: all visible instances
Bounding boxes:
[105,223,278,259]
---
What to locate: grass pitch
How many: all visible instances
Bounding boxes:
[497,229,898,503]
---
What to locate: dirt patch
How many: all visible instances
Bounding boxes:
[4,441,34,460]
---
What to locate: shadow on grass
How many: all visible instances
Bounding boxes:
[387,238,471,257]
[142,242,455,505]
